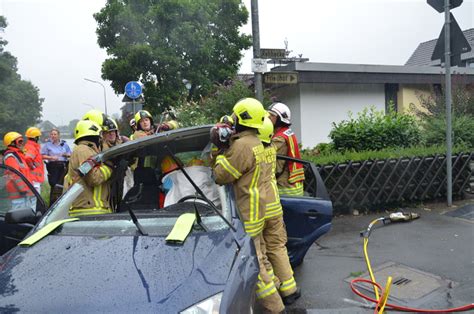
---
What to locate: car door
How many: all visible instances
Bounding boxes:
[278,156,333,267]
[0,164,46,255]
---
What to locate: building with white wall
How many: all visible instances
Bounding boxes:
[267,62,474,148]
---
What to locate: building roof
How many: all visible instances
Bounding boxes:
[405,28,474,66]
[272,61,474,85]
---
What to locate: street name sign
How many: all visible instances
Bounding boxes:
[252,58,268,73]
[125,81,142,99]
[264,72,298,85]
[260,48,286,59]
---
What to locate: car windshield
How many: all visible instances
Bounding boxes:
[37,132,232,236]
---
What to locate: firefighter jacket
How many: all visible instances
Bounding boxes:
[262,143,283,219]
[101,136,122,151]
[213,130,267,237]
[3,147,34,199]
[64,140,113,217]
[24,140,45,184]
[273,126,305,196]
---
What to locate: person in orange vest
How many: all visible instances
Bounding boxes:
[2,132,36,211]
[268,102,305,196]
[24,127,45,194]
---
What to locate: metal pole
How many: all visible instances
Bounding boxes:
[84,78,108,115]
[444,0,452,206]
[251,0,263,102]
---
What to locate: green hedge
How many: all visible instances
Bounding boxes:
[329,106,421,152]
[302,144,472,166]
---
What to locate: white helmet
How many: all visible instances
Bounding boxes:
[129,118,136,127]
[268,102,291,124]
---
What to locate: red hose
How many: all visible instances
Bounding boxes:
[350,278,474,313]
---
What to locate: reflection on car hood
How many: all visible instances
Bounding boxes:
[0,229,236,313]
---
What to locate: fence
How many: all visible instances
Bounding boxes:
[318,153,473,212]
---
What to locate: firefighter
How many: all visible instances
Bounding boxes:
[24,127,45,194]
[133,110,156,139]
[212,98,285,313]
[64,120,113,217]
[258,116,301,305]
[3,132,36,211]
[268,102,305,196]
[133,110,179,140]
[101,117,122,151]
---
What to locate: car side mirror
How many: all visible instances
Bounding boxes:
[5,208,41,225]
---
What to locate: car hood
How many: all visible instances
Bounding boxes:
[0,229,237,313]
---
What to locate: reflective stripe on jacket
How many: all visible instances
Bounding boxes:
[213,130,267,237]
[262,144,282,219]
[273,126,305,184]
[64,140,113,217]
[3,148,34,199]
[272,127,305,196]
[24,140,45,183]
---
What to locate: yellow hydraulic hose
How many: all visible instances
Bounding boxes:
[363,218,383,301]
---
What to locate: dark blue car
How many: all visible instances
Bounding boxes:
[0,126,332,313]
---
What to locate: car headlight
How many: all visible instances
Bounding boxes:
[180,292,223,314]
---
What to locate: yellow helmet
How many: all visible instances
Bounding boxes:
[3,132,23,147]
[25,127,42,138]
[134,110,153,125]
[165,120,179,130]
[74,120,101,143]
[232,98,265,129]
[219,115,234,126]
[258,116,274,144]
[82,109,107,129]
[161,155,179,174]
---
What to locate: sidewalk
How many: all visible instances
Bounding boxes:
[289,196,474,313]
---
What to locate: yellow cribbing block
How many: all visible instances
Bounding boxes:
[166,213,196,244]
[19,218,79,247]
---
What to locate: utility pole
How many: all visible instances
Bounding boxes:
[251,0,263,102]
[444,0,452,206]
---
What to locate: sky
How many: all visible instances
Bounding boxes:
[0,0,473,126]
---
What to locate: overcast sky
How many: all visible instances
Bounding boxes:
[0,0,473,126]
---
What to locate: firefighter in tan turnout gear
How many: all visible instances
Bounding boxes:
[64,120,113,217]
[268,102,305,196]
[258,116,301,305]
[212,98,285,313]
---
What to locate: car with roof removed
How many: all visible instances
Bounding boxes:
[0,125,332,313]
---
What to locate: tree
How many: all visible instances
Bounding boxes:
[0,16,43,136]
[175,79,273,127]
[94,0,252,115]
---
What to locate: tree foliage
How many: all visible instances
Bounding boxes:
[0,16,43,137]
[94,0,252,115]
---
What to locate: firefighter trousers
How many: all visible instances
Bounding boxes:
[252,234,285,313]
[261,215,298,297]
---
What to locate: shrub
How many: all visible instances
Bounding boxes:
[302,144,471,166]
[174,81,272,127]
[422,114,474,148]
[329,106,421,152]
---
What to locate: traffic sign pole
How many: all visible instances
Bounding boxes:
[444,0,453,206]
[251,0,263,103]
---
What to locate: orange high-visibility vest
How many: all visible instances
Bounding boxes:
[273,126,305,184]
[24,140,45,183]
[3,147,34,199]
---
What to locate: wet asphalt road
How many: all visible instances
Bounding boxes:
[287,199,474,313]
